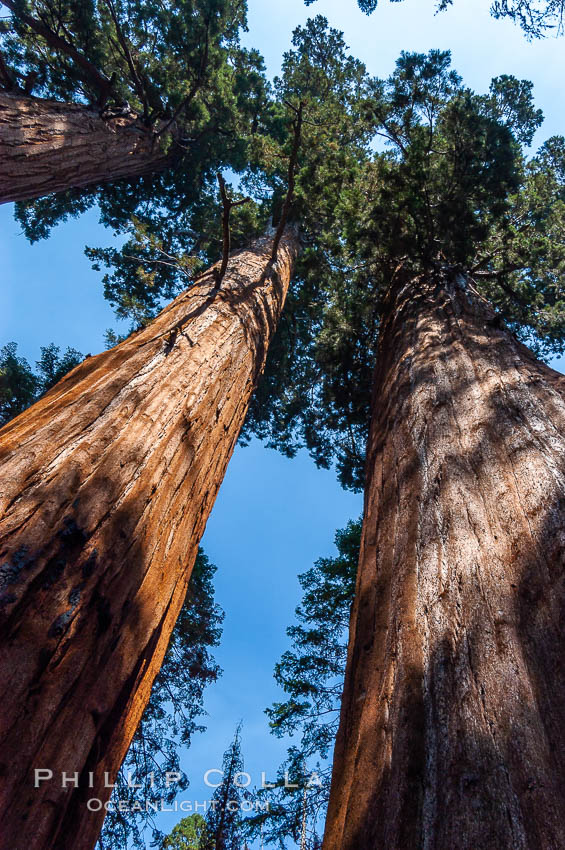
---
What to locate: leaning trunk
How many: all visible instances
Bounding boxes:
[324,272,565,850]
[0,230,299,850]
[0,92,172,204]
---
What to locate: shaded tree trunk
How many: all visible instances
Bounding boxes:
[0,229,299,850]
[323,271,565,850]
[0,92,172,204]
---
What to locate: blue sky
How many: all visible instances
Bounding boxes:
[1,0,564,845]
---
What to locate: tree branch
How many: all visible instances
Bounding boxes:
[214,172,251,287]
[121,254,193,281]
[101,0,148,119]
[473,264,527,279]
[155,19,210,139]
[472,268,531,311]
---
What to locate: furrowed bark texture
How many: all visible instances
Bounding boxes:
[0,92,171,204]
[323,272,565,850]
[0,230,298,850]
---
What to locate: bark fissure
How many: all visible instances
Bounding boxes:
[0,229,299,850]
[0,92,173,203]
[323,271,565,850]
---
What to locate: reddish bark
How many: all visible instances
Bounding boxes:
[323,272,565,849]
[0,92,172,204]
[0,229,299,850]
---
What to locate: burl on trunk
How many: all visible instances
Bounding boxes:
[324,273,565,850]
[0,230,299,850]
[0,92,172,204]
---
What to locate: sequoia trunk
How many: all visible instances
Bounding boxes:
[324,272,565,849]
[0,92,172,204]
[0,230,299,850]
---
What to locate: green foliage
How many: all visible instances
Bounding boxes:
[481,0,564,36]
[83,15,372,330]
[240,17,377,489]
[35,342,84,392]
[305,0,379,12]
[97,549,224,850]
[0,342,38,424]
[355,56,539,269]
[7,17,565,497]
[243,33,565,489]
[161,814,210,850]
[244,520,361,849]
[2,0,247,118]
[0,341,83,425]
[265,15,372,226]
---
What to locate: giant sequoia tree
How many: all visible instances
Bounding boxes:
[242,38,565,849]
[0,230,299,850]
[0,18,370,850]
[0,348,224,850]
[0,0,265,206]
[325,70,565,850]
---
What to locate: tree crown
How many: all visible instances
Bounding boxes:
[243,27,565,489]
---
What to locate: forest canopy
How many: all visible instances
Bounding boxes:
[6,11,565,491]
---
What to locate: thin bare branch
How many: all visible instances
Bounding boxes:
[214,171,252,287]
[101,0,148,119]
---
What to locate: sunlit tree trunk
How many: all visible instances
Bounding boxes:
[0,229,299,850]
[0,92,172,204]
[324,271,565,850]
